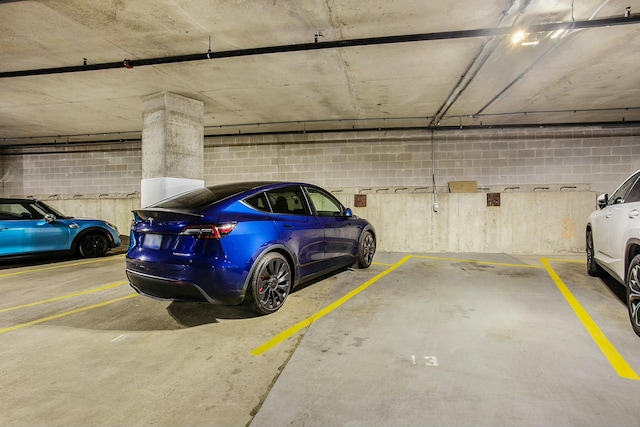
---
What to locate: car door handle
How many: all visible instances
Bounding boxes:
[0,226,7,231]
[323,224,333,228]
[629,209,639,219]
[606,210,613,218]
[283,224,294,228]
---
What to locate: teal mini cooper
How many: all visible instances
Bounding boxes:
[0,198,120,259]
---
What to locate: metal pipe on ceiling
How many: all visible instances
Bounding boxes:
[1,14,640,79]
[3,105,638,146]
[428,0,526,127]
[2,117,640,149]
[472,0,624,118]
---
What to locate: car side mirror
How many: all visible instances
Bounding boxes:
[597,194,608,209]
[44,213,56,223]
[344,208,353,218]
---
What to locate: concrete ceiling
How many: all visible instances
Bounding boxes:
[1,0,640,146]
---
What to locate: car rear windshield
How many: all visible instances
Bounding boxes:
[150,183,269,210]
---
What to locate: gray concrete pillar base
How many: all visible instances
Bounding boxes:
[141,177,204,208]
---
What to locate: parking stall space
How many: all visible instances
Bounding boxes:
[254,253,640,426]
[0,251,361,427]
[1,252,640,427]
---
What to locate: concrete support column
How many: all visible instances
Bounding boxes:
[141,92,204,207]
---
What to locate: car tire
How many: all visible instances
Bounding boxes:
[78,233,109,258]
[357,230,376,269]
[586,229,603,277]
[625,254,640,337]
[244,252,292,315]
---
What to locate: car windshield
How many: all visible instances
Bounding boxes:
[35,201,67,218]
[609,171,640,205]
[151,182,271,210]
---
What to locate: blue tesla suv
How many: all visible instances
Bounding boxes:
[125,182,376,314]
[0,198,121,258]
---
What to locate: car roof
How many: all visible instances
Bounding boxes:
[203,181,323,198]
[0,198,38,203]
[205,181,279,192]
[205,181,312,191]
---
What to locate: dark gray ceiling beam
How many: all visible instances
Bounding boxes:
[1,14,639,78]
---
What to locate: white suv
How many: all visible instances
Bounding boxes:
[586,170,640,337]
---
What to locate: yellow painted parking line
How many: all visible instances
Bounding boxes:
[0,280,129,314]
[541,258,639,380]
[0,254,125,279]
[372,261,395,267]
[543,258,586,264]
[412,255,543,269]
[0,294,137,335]
[251,255,412,355]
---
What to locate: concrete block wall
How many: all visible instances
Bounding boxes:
[203,126,640,194]
[1,125,639,254]
[1,142,141,197]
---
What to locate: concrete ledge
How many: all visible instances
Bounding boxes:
[334,190,594,254]
[26,190,596,254]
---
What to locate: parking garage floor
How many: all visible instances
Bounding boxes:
[1,250,639,427]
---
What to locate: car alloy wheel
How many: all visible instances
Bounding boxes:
[358,231,376,268]
[79,233,109,258]
[625,254,640,337]
[246,252,292,314]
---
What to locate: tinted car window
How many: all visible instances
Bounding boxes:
[152,188,239,210]
[626,177,640,203]
[244,193,270,212]
[306,187,343,216]
[0,201,48,220]
[152,183,264,210]
[609,171,640,205]
[266,186,310,215]
[0,203,30,219]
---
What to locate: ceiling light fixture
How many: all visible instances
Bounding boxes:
[511,30,526,44]
[511,30,541,46]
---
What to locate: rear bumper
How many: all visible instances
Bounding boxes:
[125,261,246,305]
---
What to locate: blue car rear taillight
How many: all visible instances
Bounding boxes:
[180,222,237,239]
